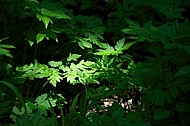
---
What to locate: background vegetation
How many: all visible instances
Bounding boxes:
[0,0,190,125]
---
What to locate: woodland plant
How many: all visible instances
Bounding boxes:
[0,0,190,126]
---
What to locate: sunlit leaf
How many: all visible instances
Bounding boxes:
[67,53,81,61]
[28,40,34,46]
[115,38,125,51]
[48,61,62,67]
[78,41,84,49]
[36,33,46,43]
[81,40,92,48]
[36,13,53,29]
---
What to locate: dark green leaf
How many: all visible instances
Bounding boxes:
[154,108,170,120]
[170,87,179,98]
[175,65,190,76]
[147,89,165,106]
[0,81,28,114]
[176,102,190,112]
[111,109,125,118]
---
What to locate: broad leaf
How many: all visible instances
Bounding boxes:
[154,108,170,120]
[175,65,190,76]
[147,89,165,106]
[36,33,46,43]
[169,87,179,98]
[36,14,53,29]
[176,102,190,112]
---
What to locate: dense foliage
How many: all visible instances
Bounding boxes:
[0,0,190,125]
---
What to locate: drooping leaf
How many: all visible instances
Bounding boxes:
[0,48,13,58]
[36,33,46,43]
[44,29,58,42]
[36,13,53,29]
[28,40,35,46]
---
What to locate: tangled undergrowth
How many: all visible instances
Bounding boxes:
[0,0,190,125]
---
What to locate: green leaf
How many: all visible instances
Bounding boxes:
[67,93,81,125]
[28,40,34,46]
[0,101,11,115]
[169,87,179,98]
[164,91,173,103]
[114,38,125,51]
[36,13,53,29]
[147,89,165,106]
[122,42,136,50]
[0,44,15,48]
[175,65,190,76]
[0,37,9,43]
[81,40,92,48]
[0,48,13,58]
[67,53,81,61]
[44,29,58,42]
[36,33,46,43]
[154,108,170,120]
[41,9,71,19]
[48,68,63,87]
[36,94,47,104]
[0,81,28,114]
[176,102,190,112]
[78,41,84,49]
[48,61,62,67]
[0,42,15,58]
[111,109,125,118]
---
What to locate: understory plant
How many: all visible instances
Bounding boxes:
[0,0,190,126]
